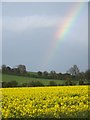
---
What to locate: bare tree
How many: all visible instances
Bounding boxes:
[67,65,80,76]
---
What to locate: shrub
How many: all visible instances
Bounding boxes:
[21,83,28,87]
[2,82,7,88]
[28,81,44,87]
[49,81,57,86]
[2,81,18,88]
[64,80,76,86]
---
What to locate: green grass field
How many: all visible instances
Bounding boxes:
[2,74,66,86]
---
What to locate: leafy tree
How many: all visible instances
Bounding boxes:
[12,68,20,75]
[11,65,27,75]
[50,71,57,79]
[2,65,7,73]
[63,73,71,80]
[2,65,12,74]
[38,71,42,77]
[43,71,48,77]
[17,65,26,75]
[57,73,63,80]
[6,66,11,72]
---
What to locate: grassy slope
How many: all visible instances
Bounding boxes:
[2,74,65,85]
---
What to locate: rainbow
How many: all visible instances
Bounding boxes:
[42,2,86,67]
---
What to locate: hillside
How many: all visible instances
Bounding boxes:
[2,74,66,86]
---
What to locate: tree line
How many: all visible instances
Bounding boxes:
[1,64,27,76]
[2,79,88,88]
[1,64,90,87]
[1,64,90,80]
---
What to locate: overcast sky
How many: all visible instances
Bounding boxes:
[2,2,88,72]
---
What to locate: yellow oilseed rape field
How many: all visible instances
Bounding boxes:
[0,86,89,119]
